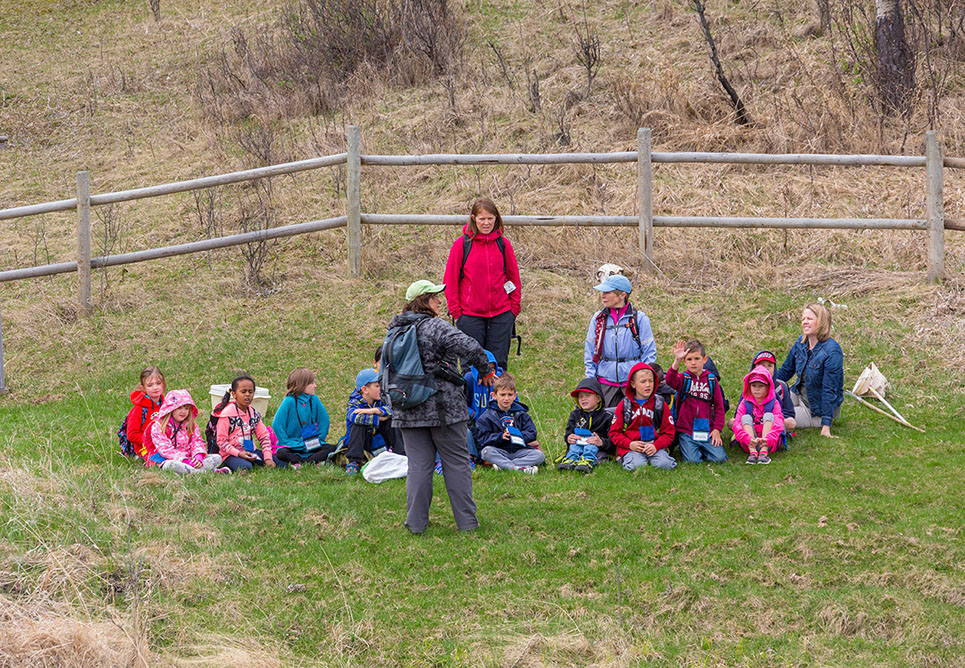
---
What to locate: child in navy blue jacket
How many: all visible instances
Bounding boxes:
[476,373,544,474]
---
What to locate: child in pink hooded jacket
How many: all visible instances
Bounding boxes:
[731,366,785,465]
[148,390,228,474]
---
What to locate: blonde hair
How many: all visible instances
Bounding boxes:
[156,408,196,440]
[286,368,316,397]
[802,303,832,342]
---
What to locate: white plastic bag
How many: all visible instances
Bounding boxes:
[361,451,408,483]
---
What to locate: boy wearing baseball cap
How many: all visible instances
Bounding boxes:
[558,377,613,472]
[343,368,402,474]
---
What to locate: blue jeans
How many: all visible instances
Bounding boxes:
[621,449,676,471]
[678,432,728,463]
[565,442,600,464]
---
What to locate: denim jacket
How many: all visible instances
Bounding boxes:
[776,337,844,427]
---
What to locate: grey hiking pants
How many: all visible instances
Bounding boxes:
[401,420,478,533]
[790,390,841,429]
[480,446,546,470]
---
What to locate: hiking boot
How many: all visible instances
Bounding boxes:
[557,457,577,471]
[573,458,593,473]
[757,451,771,465]
[517,466,538,475]
[745,452,758,465]
[345,461,360,475]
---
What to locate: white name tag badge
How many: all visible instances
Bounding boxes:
[304,436,321,451]
[503,280,517,294]
[693,430,709,442]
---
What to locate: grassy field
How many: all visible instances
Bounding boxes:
[1,253,963,666]
[1,0,964,665]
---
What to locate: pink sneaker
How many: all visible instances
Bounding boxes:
[213,467,231,474]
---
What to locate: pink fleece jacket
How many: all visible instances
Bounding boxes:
[215,401,273,462]
[731,366,785,454]
[150,419,206,462]
[442,224,522,320]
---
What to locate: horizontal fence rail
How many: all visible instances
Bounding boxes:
[0,126,961,392]
[360,214,926,230]
[0,216,347,283]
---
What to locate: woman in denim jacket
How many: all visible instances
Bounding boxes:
[775,302,844,437]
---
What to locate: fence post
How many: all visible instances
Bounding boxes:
[637,128,654,273]
[347,125,362,278]
[925,130,944,284]
[0,300,7,394]
[77,171,92,315]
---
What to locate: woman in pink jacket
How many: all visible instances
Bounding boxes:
[731,366,785,465]
[442,198,522,370]
[148,390,228,474]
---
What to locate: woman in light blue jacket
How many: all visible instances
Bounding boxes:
[776,302,844,437]
[583,275,657,408]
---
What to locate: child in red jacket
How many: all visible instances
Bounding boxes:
[120,366,166,466]
[609,362,677,471]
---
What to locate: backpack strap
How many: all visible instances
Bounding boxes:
[625,305,644,357]
[460,234,507,280]
[653,394,664,431]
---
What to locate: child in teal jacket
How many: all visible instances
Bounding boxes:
[272,368,335,466]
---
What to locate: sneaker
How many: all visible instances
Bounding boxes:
[517,466,538,475]
[757,451,771,465]
[290,462,302,471]
[434,460,444,475]
[573,458,593,473]
[345,461,360,475]
[557,457,577,471]
[469,459,476,471]
[213,467,231,474]
[745,452,758,465]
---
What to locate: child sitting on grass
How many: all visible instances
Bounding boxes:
[609,362,676,471]
[464,349,502,465]
[344,368,402,475]
[120,366,166,466]
[212,375,275,472]
[272,367,335,467]
[476,373,543,474]
[666,339,727,463]
[149,390,228,474]
[558,377,612,473]
[749,351,796,432]
[731,366,785,465]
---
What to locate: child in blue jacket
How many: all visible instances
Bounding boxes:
[476,373,544,473]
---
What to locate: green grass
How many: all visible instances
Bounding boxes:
[1,256,962,666]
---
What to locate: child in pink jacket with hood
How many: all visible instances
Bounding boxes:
[149,390,228,474]
[731,366,785,465]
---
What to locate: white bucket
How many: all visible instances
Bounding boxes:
[209,384,271,416]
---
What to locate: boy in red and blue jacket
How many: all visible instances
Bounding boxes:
[666,339,727,463]
[609,362,676,471]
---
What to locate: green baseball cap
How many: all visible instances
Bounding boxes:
[406,280,446,301]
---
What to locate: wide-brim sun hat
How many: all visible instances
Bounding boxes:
[406,279,446,301]
[593,274,632,294]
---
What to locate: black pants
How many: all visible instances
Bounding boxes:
[457,310,516,370]
[345,420,404,464]
[275,444,337,465]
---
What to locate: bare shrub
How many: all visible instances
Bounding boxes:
[196,0,465,123]
[574,0,602,99]
[94,203,123,300]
